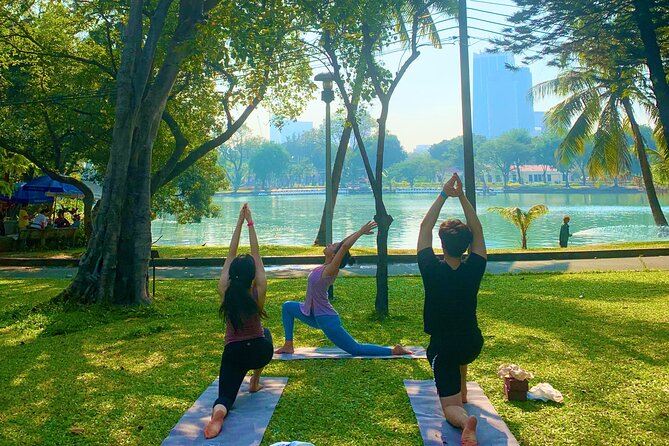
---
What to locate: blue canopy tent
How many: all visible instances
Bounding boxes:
[3,176,84,204]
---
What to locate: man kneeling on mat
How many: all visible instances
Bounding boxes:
[417,173,486,446]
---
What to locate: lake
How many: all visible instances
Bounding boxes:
[151,191,669,249]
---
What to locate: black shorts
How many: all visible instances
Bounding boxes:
[426,333,483,397]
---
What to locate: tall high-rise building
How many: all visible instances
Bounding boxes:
[473,52,535,138]
[269,120,313,144]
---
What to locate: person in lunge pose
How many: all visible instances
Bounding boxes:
[417,173,486,446]
[274,220,412,357]
[205,203,273,439]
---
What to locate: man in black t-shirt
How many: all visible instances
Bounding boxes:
[417,173,486,446]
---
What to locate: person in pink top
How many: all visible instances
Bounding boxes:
[205,203,272,439]
[274,220,412,357]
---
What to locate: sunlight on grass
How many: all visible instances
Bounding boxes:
[0,272,668,445]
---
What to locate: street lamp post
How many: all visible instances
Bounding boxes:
[315,72,335,246]
[458,0,477,209]
[315,72,335,299]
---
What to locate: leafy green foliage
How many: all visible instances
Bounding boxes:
[387,153,441,187]
[249,143,291,189]
[152,152,227,224]
[0,0,315,223]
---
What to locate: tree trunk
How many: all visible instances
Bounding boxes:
[57,0,212,306]
[633,0,669,150]
[623,97,668,225]
[374,106,391,317]
[521,232,527,249]
[314,125,352,245]
[374,207,392,316]
[563,170,570,188]
[313,56,366,246]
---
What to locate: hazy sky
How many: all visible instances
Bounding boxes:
[247,1,646,152]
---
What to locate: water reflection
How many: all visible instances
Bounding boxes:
[151,192,669,249]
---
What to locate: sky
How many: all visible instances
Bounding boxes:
[246,0,648,153]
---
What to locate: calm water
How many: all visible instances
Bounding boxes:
[151,192,669,249]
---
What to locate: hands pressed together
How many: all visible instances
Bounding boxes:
[238,203,253,225]
[443,172,464,198]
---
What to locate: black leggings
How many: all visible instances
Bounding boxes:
[214,328,273,410]
[427,333,483,397]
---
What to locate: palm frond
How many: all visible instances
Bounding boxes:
[527,204,549,221]
[554,94,601,166]
[640,98,668,158]
[588,96,631,179]
[546,88,601,135]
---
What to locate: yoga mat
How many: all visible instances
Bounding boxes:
[404,380,519,446]
[162,377,288,446]
[273,346,426,360]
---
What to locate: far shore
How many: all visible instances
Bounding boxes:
[217,185,664,196]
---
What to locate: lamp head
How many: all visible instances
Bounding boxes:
[314,72,335,91]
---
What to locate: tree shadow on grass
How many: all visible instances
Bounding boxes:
[478,273,669,367]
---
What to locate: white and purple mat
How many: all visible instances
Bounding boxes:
[273,346,426,360]
[162,377,288,446]
[404,380,519,446]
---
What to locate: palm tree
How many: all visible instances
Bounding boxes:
[488,205,549,249]
[533,67,667,226]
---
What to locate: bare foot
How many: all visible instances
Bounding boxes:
[392,344,414,355]
[462,392,468,404]
[249,372,263,393]
[274,344,294,354]
[204,405,227,439]
[460,415,478,446]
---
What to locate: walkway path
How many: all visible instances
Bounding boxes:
[1,256,668,280]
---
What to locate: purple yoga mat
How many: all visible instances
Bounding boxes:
[162,377,288,446]
[404,380,519,446]
[273,346,426,360]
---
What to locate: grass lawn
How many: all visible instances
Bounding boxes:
[3,240,669,259]
[1,272,668,445]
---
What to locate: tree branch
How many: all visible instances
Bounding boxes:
[150,110,189,194]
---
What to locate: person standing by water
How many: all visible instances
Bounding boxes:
[417,173,487,446]
[274,220,413,357]
[205,203,273,439]
[559,215,572,248]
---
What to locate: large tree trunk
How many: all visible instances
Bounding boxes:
[57,0,212,305]
[633,0,669,150]
[623,98,668,225]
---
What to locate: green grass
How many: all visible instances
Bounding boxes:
[3,240,669,259]
[1,272,668,445]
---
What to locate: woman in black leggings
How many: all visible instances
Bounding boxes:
[205,203,273,439]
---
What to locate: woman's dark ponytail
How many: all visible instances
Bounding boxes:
[219,255,267,331]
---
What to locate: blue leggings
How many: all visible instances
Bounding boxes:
[281,301,392,356]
